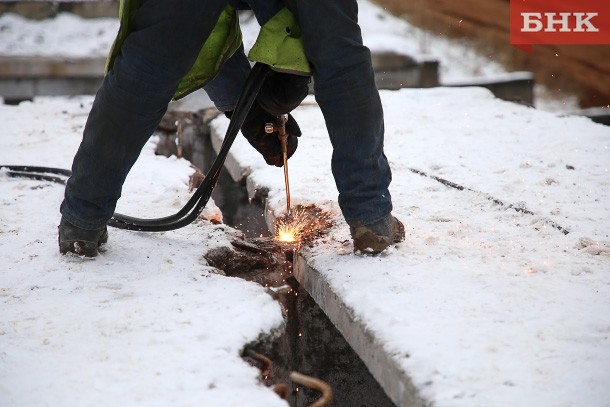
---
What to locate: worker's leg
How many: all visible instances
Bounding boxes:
[283,0,392,227]
[60,0,228,230]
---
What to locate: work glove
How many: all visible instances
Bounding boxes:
[231,71,309,167]
[257,70,310,116]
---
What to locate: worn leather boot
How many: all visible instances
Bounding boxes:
[350,214,405,254]
[58,218,108,258]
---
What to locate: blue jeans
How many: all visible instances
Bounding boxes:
[283,0,393,227]
[61,0,392,230]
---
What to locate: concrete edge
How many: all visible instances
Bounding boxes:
[441,71,534,86]
[442,71,535,106]
[294,252,428,407]
[209,126,251,184]
[210,114,426,406]
[0,56,106,78]
[0,56,106,100]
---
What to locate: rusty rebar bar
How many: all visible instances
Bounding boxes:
[290,371,333,407]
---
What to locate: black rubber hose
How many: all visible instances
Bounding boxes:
[108,62,271,231]
[1,63,271,232]
[5,171,68,184]
[1,165,72,177]
[1,166,71,184]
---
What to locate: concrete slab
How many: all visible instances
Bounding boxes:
[209,127,252,184]
[0,56,106,101]
[294,253,425,406]
[210,88,610,406]
[443,71,535,106]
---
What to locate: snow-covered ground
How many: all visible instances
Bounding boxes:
[1,2,609,406]
[211,88,610,406]
[0,97,286,406]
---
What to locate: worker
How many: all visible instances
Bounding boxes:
[58,0,404,257]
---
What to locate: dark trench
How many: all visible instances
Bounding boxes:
[156,110,395,407]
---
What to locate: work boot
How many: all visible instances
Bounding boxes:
[350,214,405,254]
[58,217,108,258]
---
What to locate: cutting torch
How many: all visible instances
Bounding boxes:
[265,114,291,218]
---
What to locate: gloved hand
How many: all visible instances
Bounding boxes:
[237,102,301,167]
[257,71,310,116]
[235,71,309,167]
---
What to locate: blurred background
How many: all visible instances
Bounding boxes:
[379,0,610,108]
[0,0,608,123]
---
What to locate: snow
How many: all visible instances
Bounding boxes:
[210,87,610,406]
[0,13,118,58]
[0,3,498,82]
[1,2,609,406]
[0,97,286,406]
[0,1,579,112]
[357,1,508,82]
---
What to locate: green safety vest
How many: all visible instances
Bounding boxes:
[106,1,311,100]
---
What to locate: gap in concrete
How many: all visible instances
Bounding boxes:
[249,276,396,407]
[155,111,396,406]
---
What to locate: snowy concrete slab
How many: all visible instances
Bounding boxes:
[0,97,286,406]
[210,87,610,406]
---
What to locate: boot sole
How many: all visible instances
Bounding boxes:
[59,229,108,258]
[352,218,405,254]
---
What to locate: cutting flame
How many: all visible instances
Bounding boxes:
[275,208,308,243]
[273,205,333,244]
[277,229,298,242]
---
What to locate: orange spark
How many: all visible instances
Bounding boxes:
[277,229,298,242]
[274,208,308,242]
[273,205,333,244]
